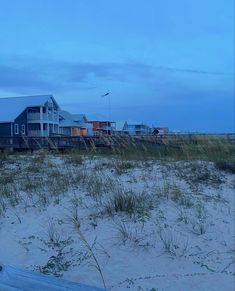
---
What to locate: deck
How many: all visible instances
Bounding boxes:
[0,134,234,151]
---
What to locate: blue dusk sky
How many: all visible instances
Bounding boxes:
[0,0,234,132]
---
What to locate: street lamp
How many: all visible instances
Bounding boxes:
[101,92,111,135]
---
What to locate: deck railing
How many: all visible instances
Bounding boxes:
[27,113,59,122]
[27,113,41,120]
[0,133,234,151]
[27,130,49,137]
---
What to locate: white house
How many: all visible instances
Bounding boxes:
[114,121,151,135]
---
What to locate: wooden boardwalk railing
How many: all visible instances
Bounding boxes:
[0,133,234,151]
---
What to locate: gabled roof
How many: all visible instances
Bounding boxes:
[59,119,86,128]
[72,114,87,122]
[0,95,59,122]
[59,110,87,123]
[59,110,72,120]
[59,110,88,128]
[115,121,127,131]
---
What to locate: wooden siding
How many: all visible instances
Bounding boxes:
[0,123,12,137]
[14,109,28,136]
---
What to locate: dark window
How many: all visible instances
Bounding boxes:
[14,124,19,134]
[21,124,25,135]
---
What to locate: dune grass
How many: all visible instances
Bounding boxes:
[58,135,235,162]
[0,137,234,289]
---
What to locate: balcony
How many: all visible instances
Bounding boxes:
[27,113,41,120]
[28,130,48,137]
[27,113,59,122]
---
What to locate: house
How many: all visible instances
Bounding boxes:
[114,121,129,135]
[59,110,93,136]
[0,95,60,137]
[88,120,116,135]
[123,122,151,135]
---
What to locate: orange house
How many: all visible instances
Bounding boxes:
[59,110,92,136]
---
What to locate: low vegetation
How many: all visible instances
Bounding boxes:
[0,137,234,290]
[215,160,235,174]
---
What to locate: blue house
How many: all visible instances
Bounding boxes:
[0,95,60,137]
[59,110,93,136]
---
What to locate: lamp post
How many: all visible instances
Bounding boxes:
[101,92,111,135]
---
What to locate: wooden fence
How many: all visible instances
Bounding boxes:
[0,133,234,151]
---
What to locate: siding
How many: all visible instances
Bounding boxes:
[0,123,12,137]
[13,109,28,136]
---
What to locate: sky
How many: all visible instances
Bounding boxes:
[0,0,234,132]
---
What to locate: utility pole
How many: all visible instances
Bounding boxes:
[101,92,111,135]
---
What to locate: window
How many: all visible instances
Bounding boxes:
[21,124,26,135]
[14,124,19,134]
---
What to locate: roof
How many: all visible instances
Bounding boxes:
[88,120,116,123]
[60,119,86,128]
[59,110,87,122]
[0,95,59,122]
[115,121,127,131]
[72,114,87,122]
[0,265,105,291]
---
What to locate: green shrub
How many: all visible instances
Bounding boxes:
[215,161,235,174]
[115,161,135,175]
[105,190,153,217]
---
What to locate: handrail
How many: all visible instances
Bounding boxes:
[0,133,234,150]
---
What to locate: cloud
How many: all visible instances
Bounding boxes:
[0,55,233,132]
[0,58,155,93]
[57,61,232,85]
[55,61,155,84]
[0,58,159,96]
[155,66,233,76]
[0,55,233,97]
[0,64,54,93]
